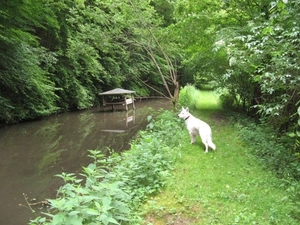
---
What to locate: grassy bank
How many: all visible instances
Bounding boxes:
[28,87,298,225]
[143,89,299,225]
[29,109,183,225]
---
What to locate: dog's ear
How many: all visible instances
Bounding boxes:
[186,107,189,112]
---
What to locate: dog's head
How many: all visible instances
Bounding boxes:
[178,107,190,119]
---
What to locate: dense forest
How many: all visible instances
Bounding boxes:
[0,0,299,142]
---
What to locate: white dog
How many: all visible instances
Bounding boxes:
[178,107,216,153]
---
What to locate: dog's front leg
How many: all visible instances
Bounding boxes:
[190,132,196,144]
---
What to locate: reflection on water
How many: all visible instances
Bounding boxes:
[0,99,171,225]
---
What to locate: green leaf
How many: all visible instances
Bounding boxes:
[66,215,83,225]
[100,214,119,225]
[52,213,65,225]
[105,216,120,225]
[102,197,112,210]
[82,195,98,203]
[84,208,99,216]
[68,210,80,216]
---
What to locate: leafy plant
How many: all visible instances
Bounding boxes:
[235,116,300,181]
[216,0,300,135]
[28,110,183,225]
[178,85,201,110]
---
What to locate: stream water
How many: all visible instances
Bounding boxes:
[0,99,171,225]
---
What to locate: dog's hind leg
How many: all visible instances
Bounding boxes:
[203,141,209,153]
[200,136,209,153]
[208,134,216,151]
[199,132,209,153]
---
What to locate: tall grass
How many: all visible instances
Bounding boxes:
[178,85,221,111]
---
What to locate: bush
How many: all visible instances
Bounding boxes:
[28,110,183,225]
[178,85,202,110]
[235,117,300,181]
[219,92,236,110]
[232,114,300,221]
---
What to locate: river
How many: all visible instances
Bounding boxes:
[0,99,171,225]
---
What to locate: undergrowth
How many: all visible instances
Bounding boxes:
[28,85,300,225]
[28,110,183,225]
[234,116,300,221]
[235,117,300,181]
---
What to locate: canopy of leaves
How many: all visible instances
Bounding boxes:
[0,0,299,149]
[171,0,299,138]
[0,0,180,123]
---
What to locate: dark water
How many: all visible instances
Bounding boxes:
[0,99,171,225]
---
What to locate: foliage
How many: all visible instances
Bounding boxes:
[215,1,300,135]
[0,0,60,123]
[110,111,183,206]
[170,0,299,140]
[150,0,175,27]
[0,0,181,123]
[49,0,179,109]
[171,0,233,86]
[28,110,182,225]
[178,85,202,110]
[235,116,300,180]
[178,85,221,112]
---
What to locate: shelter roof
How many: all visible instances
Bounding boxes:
[98,88,135,96]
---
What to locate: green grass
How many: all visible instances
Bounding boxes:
[143,90,298,225]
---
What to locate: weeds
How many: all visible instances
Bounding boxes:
[28,110,183,225]
[234,116,300,222]
[29,87,300,225]
[236,120,300,180]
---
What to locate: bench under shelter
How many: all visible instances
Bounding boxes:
[98,88,135,111]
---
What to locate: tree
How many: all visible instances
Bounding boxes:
[0,0,182,123]
[218,0,300,134]
[171,0,234,88]
[0,0,59,123]
[127,0,181,107]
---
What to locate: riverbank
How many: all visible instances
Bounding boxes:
[26,90,299,225]
[1,99,170,225]
[143,91,299,225]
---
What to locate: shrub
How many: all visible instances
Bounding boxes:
[28,110,183,225]
[235,117,300,181]
[219,92,236,110]
[178,85,202,110]
[232,113,300,222]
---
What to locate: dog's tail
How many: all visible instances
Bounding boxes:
[209,141,216,150]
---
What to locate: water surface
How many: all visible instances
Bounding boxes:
[0,99,170,225]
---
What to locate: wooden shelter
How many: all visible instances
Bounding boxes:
[98,88,135,111]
